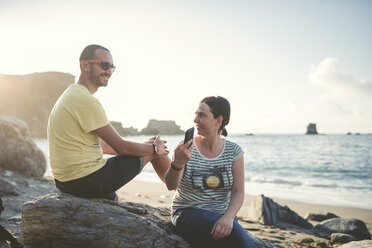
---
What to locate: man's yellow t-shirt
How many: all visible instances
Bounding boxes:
[47,84,109,182]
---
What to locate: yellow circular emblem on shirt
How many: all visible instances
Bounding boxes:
[206,176,220,188]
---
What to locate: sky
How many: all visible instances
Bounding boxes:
[1,0,371,134]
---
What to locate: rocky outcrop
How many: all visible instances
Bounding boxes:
[306,123,318,135]
[110,121,140,136]
[330,233,357,243]
[313,218,371,240]
[337,240,372,248]
[243,194,313,229]
[305,212,339,222]
[0,72,74,138]
[0,116,46,179]
[0,176,17,196]
[20,193,190,248]
[140,119,184,135]
[20,193,276,248]
[0,169,57,240]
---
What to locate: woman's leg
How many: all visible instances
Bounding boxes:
[228,218,257,248]
[174,208,256,248]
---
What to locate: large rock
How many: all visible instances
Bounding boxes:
[313,218,371,240]
[20,193,276,248]
[0,176,17,196]
[0,72,74,138]
[243,194,313,229]
[110,121,140,136]
[305,212,339,222]
[0,116,46,178]
[306,123,318,135]
[20,193,190,248]
[337,240,372,248]
[140,119,184,135]
[330,233,357,244]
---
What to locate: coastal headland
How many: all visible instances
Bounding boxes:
[0,72,185,138]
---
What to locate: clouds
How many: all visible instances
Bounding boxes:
[309,57,372,97]
[304,58,372,133]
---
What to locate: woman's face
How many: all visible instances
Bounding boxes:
[194,102,221,136]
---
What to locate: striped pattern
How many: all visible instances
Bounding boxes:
[171,139,243,216]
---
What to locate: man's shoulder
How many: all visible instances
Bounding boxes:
[62,84,99,105]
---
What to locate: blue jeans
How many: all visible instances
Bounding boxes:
[173,207,256,248]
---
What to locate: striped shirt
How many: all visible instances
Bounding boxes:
[171,139,243,220]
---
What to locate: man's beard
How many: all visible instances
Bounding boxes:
[88,65,107,87]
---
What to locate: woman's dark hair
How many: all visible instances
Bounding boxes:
[201,96,230,137]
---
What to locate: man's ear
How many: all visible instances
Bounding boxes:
[80,60,90,72]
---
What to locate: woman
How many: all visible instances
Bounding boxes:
[165,96,256,248]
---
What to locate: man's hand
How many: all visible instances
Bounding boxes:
[144,136,156,145]
[211,215,234,240]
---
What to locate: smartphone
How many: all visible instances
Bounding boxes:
[184,127,195,145]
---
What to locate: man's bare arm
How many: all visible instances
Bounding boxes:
[93,124,168,156]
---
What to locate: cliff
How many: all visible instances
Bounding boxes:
[140,119,184,135]
[110,121,140,136]
[306,123,318,135]
[0,72,74,138]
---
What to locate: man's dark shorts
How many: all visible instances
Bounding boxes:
[55,155,144,201]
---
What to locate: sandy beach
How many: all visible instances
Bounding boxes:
[118,180,372,224]
[117,180,372,247]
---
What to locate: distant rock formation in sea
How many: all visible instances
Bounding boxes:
[140,119,184,135]
[0,72,74,138]
[110,121,140,136]
[306,123,318,135]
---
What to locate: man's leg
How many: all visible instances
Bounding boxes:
[55,155,142,201]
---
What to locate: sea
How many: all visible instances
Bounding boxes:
[34,134,372,210]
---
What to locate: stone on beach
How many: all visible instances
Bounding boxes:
[337,240,372,248]
[313,218,371,240]
[243,194,313,229]
[330,233,357,243]
[305,212,339,222]
[0,116,46,179]
[0,176,17,196]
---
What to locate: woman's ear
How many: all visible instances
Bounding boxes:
[216,116,223,127]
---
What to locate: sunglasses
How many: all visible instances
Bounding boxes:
[86,60,116,72]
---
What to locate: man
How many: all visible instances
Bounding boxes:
[47,44,169,201]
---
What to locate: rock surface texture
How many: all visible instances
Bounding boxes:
[20,193,278,248]
[313,218,371,240]
[20,193,189,248]
[0,116,46,178]
[244,194,313,229]
[337,240,372,248]
[0,72,74,138]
